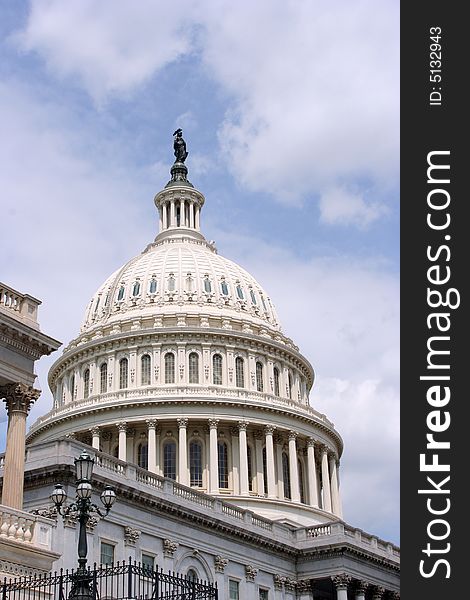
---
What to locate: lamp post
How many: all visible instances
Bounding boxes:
[51,450,116,600]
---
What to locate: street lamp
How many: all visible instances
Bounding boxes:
[51,450,116,600]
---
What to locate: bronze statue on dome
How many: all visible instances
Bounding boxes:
[173,128,188,163]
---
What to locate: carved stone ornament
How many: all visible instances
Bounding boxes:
[264,425,276,436]
[355,581,370,594]
[208,418,219,429]
[332,574,352,590]
[388,592,400,600]
[238,420,249,432]
[284,577,296,592]
[273,574,286,590]
[177,418,188,428]
[117,421,127,433]
[296,580,311,593]
[30,505,58,521]
[124,526,141,546]
[214,555,229,573]
[163,538,179,557]
[245,565,258,582]
[101,430,112,441]
[371,586,386,599]
[0,382,40,415]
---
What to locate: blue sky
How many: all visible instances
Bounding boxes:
[0,1,399,544]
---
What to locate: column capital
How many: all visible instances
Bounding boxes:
[371,586,386,600]
[307,437,316,448]
[238,420,249,431]
[355,581,370,593]
[146,419,157,429]
[177,417,188,428]
[388,592,400,600]
[245,565,258,582]
[288,430,298,441]
[264,425,276,436]
[332,574,351,590]
[208,418,219,429]
[319,443,330,455]
[116,421,127,433]
[89,427,100,437]
[329,452,339,462]
[1,382,40,416]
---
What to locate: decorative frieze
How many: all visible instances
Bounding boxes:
[163,538,179,558]
[296,579,311,593]
[214,555,229,573]
[273,574,286,590]
[284,577,296,592]
[245,565,258,582]
[124,526,141,546]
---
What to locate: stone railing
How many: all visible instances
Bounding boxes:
[0,282,40,329]
[18,439,399,562]
[0,504,54,550]
[29,385,333,433]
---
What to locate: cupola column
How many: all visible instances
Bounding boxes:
[180,199,186,227]
[264,426,277,498]
[208,419,219,494]
[162,203,168,229]
[117,421,127,462]
[177,418,189,485]
[238,420,250,496]
[274,435,285,499]
[189,202,195,228]
[90,427,101,450]
[288,431,300,502]
[307,438,319,508]
[330,455,342,517]
[195,206,200,231]
[147,419,157,473]
[320,445,332,512]
[170,200,176,227]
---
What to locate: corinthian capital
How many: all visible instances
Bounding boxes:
[0,382,40,415]
[332,574,351,590]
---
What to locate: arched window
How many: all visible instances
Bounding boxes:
[203,277,212,293]
[250,289,257,305]
[119,358,128,389]
[93,297,100,315]
[262,447,268,495]
[141,354,151,386]
[187,569,198,582]
[298,459,305,504]
[149,278,157,294]
[213,354,222,385]
[83,369,90,399]
[220,280,229,296]
[287,373,293,399]
[186,274,194,292]
[165,352,175,384]
[217,441,229,488]
[163,442,176,480]
[247,445,253,492]
[273,367,280,397]
[236,284,244,300]
[256,362,264,392]
[260,295,268,312]
[282,452,291,500]
[70,374,75,400]
[168,274,175,292]
[138,443,148,470]
[100,363,107,393]
[189,353,199,384]
[117,285,125,301]
[132,281,141,297]
[189,441,203,487]
[235,357,244,388]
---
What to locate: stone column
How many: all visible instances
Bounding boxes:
[180,199,186,227]
[264,426,277,498]
[275,435,284,499]
[332,574,351,600]
[170,200,176,227]
[0,383,40,509]
[189,202,194,228]
[155,425,162,475]
[320,445,332,512]
[231,427,240,495]
[162,203,168,229]
[177,418,189,485]
[90,427,101,450]
[117,422,127,462]
[254,433,264,495]
[238,421,249,496]
[288,431,300,502]
[330,455,342,517]
[307,438,319,507]
[208,419,219,494]
[354,581,369,600]
[147,419,157,473]
[195,206,200,230]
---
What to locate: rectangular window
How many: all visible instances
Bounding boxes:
[229,580,239,600]
[100,542,114,566]
[259,589,269,600]
[142,553,154,572]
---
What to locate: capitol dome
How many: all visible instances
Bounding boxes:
[27,144,344,526]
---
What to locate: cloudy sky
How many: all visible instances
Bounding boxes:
[0,1,399,544]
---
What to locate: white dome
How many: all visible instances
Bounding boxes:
[81,236,281,335]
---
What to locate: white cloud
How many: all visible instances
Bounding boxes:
[319,186,389,228]
[15,0,399,211]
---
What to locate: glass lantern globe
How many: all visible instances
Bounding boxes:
[75,451,94,482]
[51,483,67,506]
[100,486,116,509]
[76,481,93,499]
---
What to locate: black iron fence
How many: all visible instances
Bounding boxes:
[1,560,218,600]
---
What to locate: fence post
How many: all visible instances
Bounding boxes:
[127,556,133,598]
[2,578,7,600]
